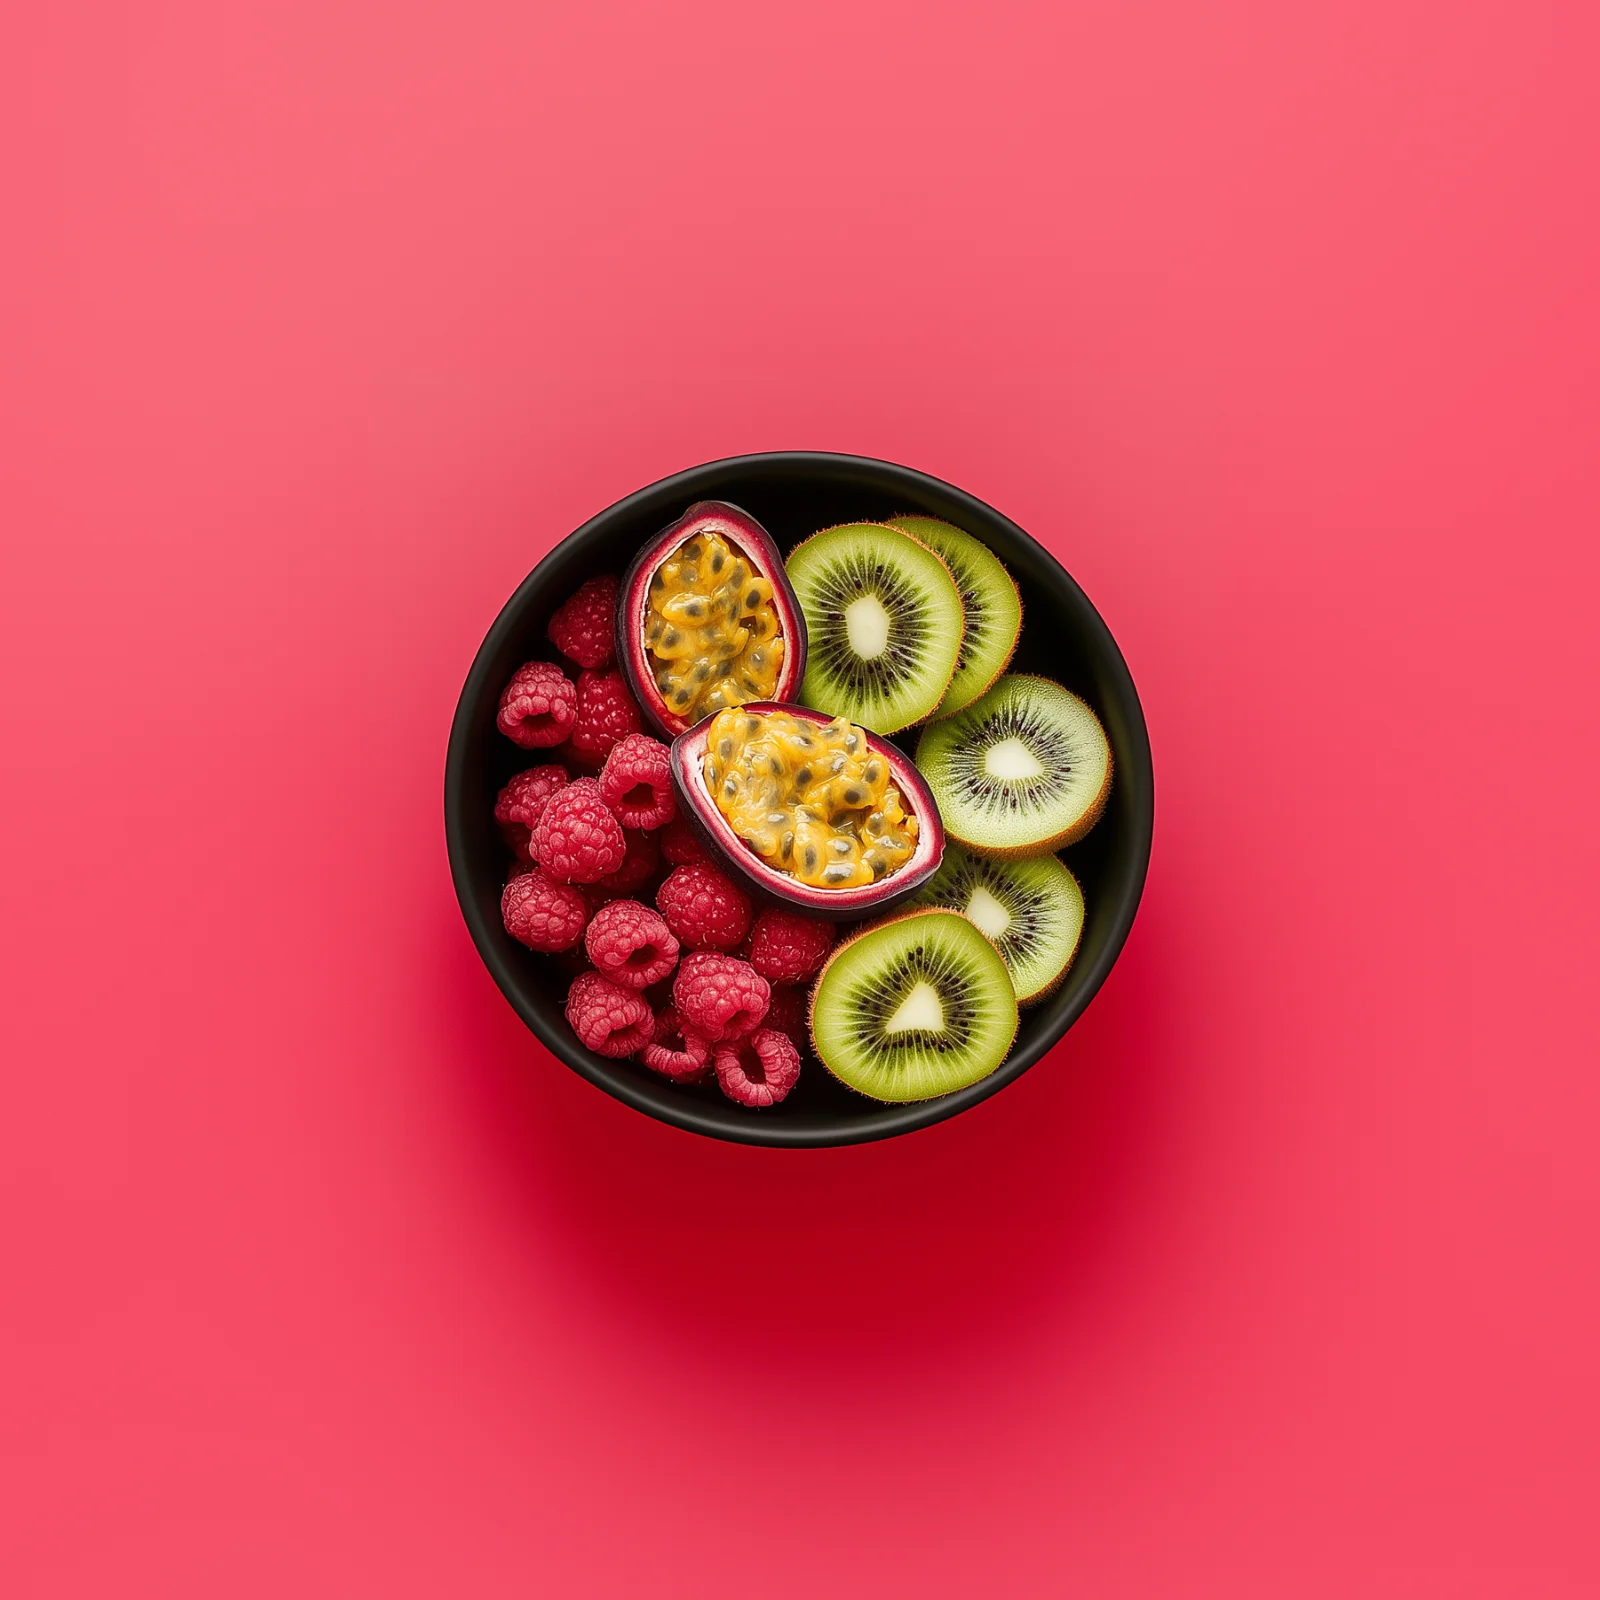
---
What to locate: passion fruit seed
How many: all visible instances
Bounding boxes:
[701,708,919,889]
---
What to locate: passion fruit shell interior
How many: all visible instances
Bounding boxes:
[668,702,944,920]
[617,502,807,740]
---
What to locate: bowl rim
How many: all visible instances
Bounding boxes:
[444,450,1155,1148]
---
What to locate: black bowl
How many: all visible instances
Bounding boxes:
[445,452,1154,1147]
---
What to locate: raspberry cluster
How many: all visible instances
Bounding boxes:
[492,573,839,1109]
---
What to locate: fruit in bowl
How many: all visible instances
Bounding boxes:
[444,453,1152,1147]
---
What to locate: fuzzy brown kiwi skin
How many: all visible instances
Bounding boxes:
[923,673,1114,860]
[787,522,965,731]
[886,515,1024,716]
[806,907,1021,1100]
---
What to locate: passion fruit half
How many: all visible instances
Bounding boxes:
[618,502,807,740]
[667,702,944,920]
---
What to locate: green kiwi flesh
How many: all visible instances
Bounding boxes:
[887,517,1022,715]
[785,522,965,733]
[809,909,1018,1102]
[915,675,1112,856]
[907,843,1084,1004]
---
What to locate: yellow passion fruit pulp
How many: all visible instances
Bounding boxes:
[646,531,784,724]
[702,708,919,889]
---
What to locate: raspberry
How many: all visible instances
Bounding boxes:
[584,899,680,989]
[590,826,659,897]
[761,983,810,1050]
[533,777,627,884]
[656,864,752,952]
[494,763,570,860]
[497,660,577,749]
[747,909,836,985]
[565,972,654,1058]
[501,870,588,953]
[599,733,677,831]
[659,815,710,866]
[672,952,769,1042]
[714,1028,802,1108]
[566,668,641,767]
[547,575,619,670]
[638,1005,712,1082]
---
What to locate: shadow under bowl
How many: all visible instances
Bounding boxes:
[445,451,1154,1148]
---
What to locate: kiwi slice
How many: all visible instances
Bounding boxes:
[908,843,1084,1005]
[915,675,1111,856]
[887,517,1022,715]
[809,909,1018,1101]
[785,522,965,733]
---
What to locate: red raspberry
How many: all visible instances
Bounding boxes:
[566,668,641,767]
[656,864,752,952]
[533,777,627,884]
[590,826,659,897]
[565,972,654,1058]
[659,815,710,866]
[494,763,570,860]
[714,1028,802,1108]
[547,574,619,670]
[747,909,836,985]
[672,952,769,1042]
[761,983,810,1050]
[497,660,577,749]
[501,870,588,953]
[584,899,680,989]
[599,733,677,830]
[638,1005,712,1083]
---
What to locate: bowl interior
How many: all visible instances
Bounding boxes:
[445,453,1153,1147]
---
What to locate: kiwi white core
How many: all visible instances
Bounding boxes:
[964,885,1012,940]
[844,594,891,659]
[885,980,944,1035]
[984,737,1043,781]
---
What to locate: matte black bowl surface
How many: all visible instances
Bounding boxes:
[445,452,1153,1147]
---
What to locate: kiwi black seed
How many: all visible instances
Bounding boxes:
[908,842,1084,1004]
[886,516,1022,716]
[915,675,1112,856]
[808,909,1018,1102]
[785,523,965,733]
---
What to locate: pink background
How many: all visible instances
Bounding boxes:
[4,2,1598,1593]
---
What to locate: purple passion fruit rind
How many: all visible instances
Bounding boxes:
[617,501,807,740]
[668,703,944,921]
